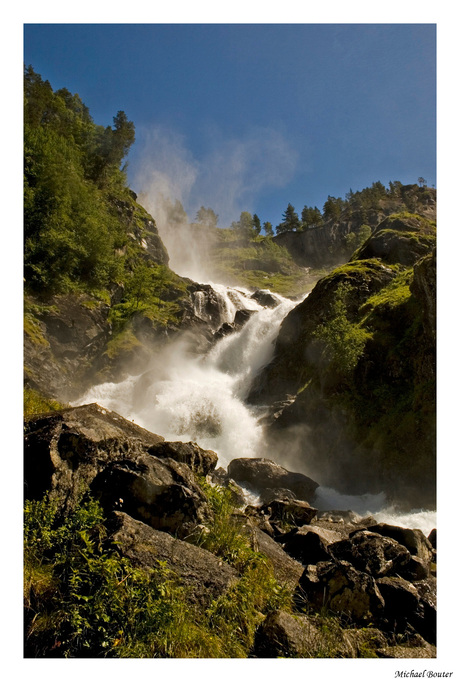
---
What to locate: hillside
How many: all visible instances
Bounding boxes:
[186,183,436,297]
[247,212,436,509]
[23,67,437,659]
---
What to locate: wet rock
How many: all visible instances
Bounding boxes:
[428,528,437,549]
[250,290,281,309]
[227,457,319,503]
[148,440,218,476]
[329,530,411,578]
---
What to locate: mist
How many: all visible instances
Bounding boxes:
[131,123,297,281]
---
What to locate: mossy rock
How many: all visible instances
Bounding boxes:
[352,213,436,266]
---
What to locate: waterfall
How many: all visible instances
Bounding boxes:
[75,283,436,532]
[76,285,297,468]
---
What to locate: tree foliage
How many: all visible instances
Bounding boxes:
[195,206,218,228]
[24,66,137,294]
[276,203,300,234]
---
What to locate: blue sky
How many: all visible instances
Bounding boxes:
[24,23,436,229]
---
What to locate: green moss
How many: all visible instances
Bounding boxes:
[24,388,66,418]
[362,269,413,315]
[104,325,142,360]
[24,314,49,346]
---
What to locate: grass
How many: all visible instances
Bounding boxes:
[24,484,292,658]
[24,387,66,418]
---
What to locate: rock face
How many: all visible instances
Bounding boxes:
[24,294,112,401]
[107,511,237,607]
[24,403,210,538]
[247,214,436,508]
[272,185,436,269]
[227,457,319,503]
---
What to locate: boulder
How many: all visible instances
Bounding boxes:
[147,440,218,476]
[296,560,385,624]
[227,458,319,502]
[261,498,317,527]
[411,578,437,644]
[376,576,420,628]
[353,523,433,563]
[107,511,237,607]
[397,555,430,582]
[258,487,297,504]
[252,610,320,658]
[329,530,411,578]
[282,525,341,565]
[250,290,281,309]
[90,457,210,539]
[24,404,211,538]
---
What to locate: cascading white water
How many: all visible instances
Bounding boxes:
[75,282,436,533]
[314,487,436,536]
[75,286,296,468]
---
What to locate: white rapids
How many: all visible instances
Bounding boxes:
[75,285,296,469]
[75,282,436,534]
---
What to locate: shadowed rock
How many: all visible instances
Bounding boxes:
[328,530,411,578]
[107,511,237,607]
[227,458,319,502]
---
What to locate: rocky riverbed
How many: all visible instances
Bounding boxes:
[24,403,436,658]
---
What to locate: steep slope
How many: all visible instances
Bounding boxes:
[23,68,240,401]
[247,213,436,509]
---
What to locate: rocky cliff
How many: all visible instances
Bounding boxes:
[248,212,436,509]
[273,185,436,269]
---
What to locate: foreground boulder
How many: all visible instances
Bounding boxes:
[227,458,319,502]
[296,560,385,624]
[252,610,320,658]
[24,403,211,537]
[328,530,411,578]
[148,440,218,476]
[107,511,238,607]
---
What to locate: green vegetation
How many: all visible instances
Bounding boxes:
[24,388,66,418]
[24,483,292,658]
[313,283,371,378]
[23,66,192,365]
[209,230,319,296]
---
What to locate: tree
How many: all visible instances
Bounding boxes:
[322,196,344,222]
[252,214,261,236]
[301,205,323,229]
[195,206,218,228]
[263,221,274,237]
[418,177,427,187]
[276,203,300,235]
[230,211,254,240]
